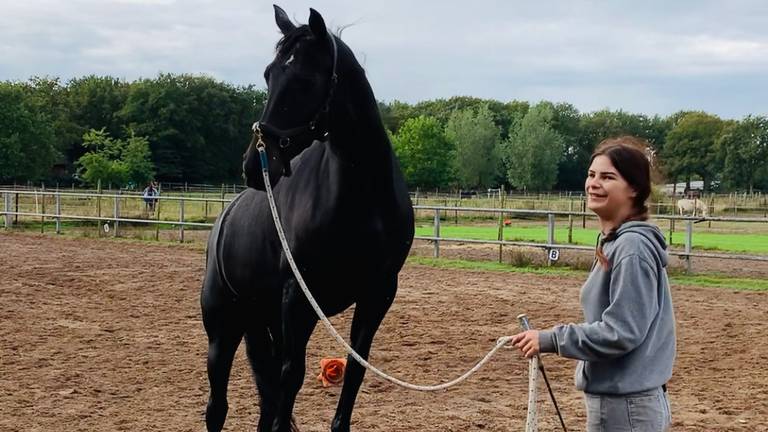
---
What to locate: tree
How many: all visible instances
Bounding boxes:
[445,105,501,189]
[76,129,154,187]
[381,97,529,141]
[546,102,584,190]
[391,116,455,188]
[0,82,57,181]
[718,116,768,193]
[662,112,724,191]
[118,74,265,183]
[500,103,564,191]
[64,75,129,168]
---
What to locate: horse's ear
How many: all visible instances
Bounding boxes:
[274,5,296,35]
[308,8,328,39]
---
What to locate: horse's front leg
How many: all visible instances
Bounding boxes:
[331,277,397,432]
[272,281,317,432]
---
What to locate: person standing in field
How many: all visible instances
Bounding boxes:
[142,181,159,214]
[511,136,677,431]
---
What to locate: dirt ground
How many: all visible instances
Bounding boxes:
[1,232,767,431]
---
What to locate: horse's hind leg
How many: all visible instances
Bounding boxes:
[273,283,318,432]
[331,276,397,432]
[244,323,280,432]
[202,278,243,431]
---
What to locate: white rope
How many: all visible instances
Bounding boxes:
[258,148,515,391]
[525,355,539,432]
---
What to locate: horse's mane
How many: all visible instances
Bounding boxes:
[275,26,311,57]
[275,25,345,59]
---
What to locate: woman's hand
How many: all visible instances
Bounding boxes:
[511,330,540,358]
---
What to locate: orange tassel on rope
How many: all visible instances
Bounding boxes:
[317,358,347,387]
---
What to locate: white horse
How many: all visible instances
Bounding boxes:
[677,198,708,217]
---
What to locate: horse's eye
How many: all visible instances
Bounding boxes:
[284,54,295,66]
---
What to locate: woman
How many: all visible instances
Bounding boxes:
[511,136,676,431]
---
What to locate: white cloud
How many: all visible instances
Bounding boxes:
[0,0,766,118]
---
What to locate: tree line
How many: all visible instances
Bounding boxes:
[383,97,768,193]
[0,75,265,187]
[1,75,766,193]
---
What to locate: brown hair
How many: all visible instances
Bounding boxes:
[590,136,653,270]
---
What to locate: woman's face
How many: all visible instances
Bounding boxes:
[585,155,637,222]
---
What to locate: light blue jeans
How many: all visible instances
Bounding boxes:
[584,387,671,432]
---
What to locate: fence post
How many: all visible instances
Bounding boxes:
[498,185,506,263]
[55,191,61,234]
[547,213,555,266]
[581,196,586,228]
[220,184,225,213]
[685,220,693,274]
[179,197,185,243]
[669,218,675,246]
[433,208,440,258]
[455,189,460,225]
[114,190,120,237]
[3,192,9,228]
[155,198,161,241]
[497,211,505,263]
[568,199,574,244]
[39,186,46,233]
[97,180,102,237]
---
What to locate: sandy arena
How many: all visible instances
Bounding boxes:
[1,232,767,431]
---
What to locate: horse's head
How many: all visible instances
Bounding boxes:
[243,5,339,190]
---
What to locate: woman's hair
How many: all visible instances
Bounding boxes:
[591,136,653,270]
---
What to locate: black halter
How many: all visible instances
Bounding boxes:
[253,31,339,177]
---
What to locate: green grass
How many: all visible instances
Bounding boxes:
[407,256,768,292]
[669,274,768,291]
[415,224,768,254]
[407,256,583,276]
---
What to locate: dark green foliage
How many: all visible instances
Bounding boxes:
[392,116,455,188]
[0,74,264,184]
[663,112,724,191]
[718,116,768,193]
[119,74,265,182]
[0,82,57,181]
[499,103,564,191]
[1,73,764,192]
[76,129,154,187]
[445,105,501,189]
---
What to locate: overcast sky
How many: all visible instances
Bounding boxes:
[2,0,766,119]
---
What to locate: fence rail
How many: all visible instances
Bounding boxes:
[3,189,768,272]
[413,205,768,272]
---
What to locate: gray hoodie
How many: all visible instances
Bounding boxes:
[539,221,676,395]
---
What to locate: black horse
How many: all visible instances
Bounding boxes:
[201,6,414,432]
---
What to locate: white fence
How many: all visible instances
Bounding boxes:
[3,189,768,272]
[416,205,768,274]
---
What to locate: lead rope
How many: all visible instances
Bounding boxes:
[255,145,515,391]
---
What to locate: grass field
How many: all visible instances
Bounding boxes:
[408,256,768,292]
[415,223,768,254]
